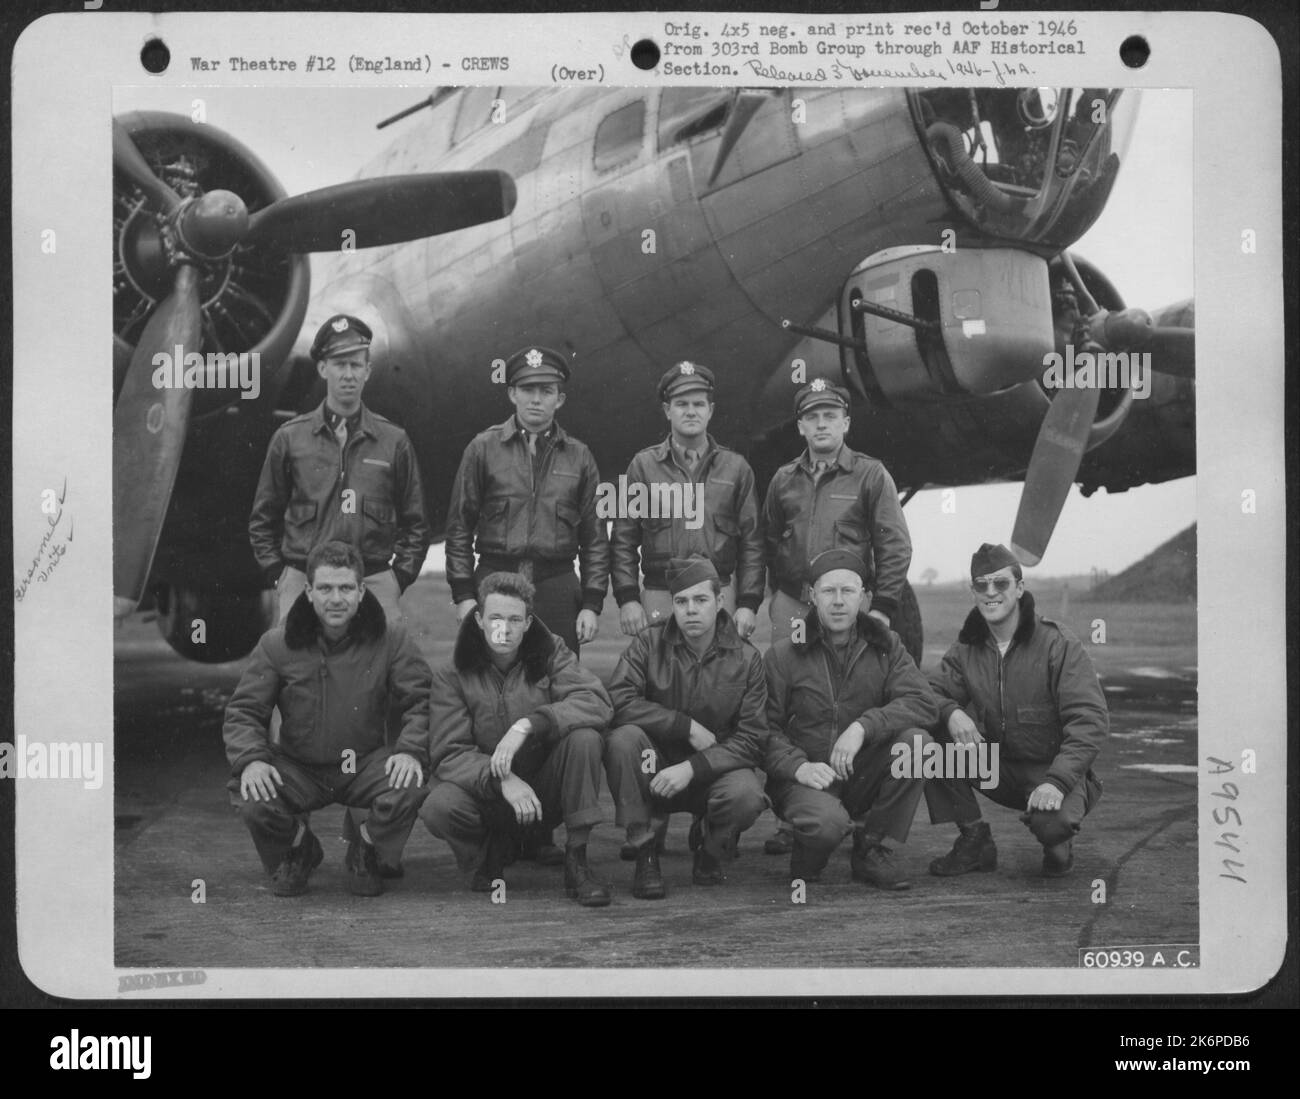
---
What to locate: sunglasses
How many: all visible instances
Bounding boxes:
[971,577,1016,595]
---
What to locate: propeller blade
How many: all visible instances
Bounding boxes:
[706,91,772,187]
[112,264,202,614]
[244,170,517,252]
[1011,385,1102,566]
[113,118,182,216]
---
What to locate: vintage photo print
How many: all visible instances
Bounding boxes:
[8,8,1287,1000]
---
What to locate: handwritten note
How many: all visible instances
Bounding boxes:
[14,478,73,600]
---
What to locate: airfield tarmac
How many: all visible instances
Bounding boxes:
[113,578,1197,971]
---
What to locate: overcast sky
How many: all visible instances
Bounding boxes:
[115,84,1195,580]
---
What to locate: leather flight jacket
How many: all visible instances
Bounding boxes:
[248,401,430,588]
[762,446,912,618]
[445,417,610,611]
[610,435,765,613]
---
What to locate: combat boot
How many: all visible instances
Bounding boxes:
[1041,840,1075,877]
[851,832,911,891]
[471,828,512,893]
[271,829,324,897]
[789,840,827,884]
[632,842,666,900]
[928,822,998,876]
[564,845,612,907]
[344,837,384,897]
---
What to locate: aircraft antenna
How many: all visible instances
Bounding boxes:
[377,88,458,130]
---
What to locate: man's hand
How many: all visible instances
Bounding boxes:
[688,721,717,751]
[455,599,478,624]
[491,721,531,779]
[385,752,423,789]
[947,709,984,746]
[733,607,757,640]
[866,609,891,629]
[619,601,648,636]
[1027,782,1064,813]
[501,774,543,824]
[829,721,867,780]
[576,609,599,643]
[239,760,283,802]
[649,761,693,799]
[794,761,837,790]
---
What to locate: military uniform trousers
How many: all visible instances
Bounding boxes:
[925,757,1103,848]
[603,724,766,861]
[768,726,933,855]
[767,589,812,644]
[420,728,605,871]
[228,745,427,876]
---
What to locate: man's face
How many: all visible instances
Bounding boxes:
[509,381,565,432]
[477,592,532,658]
[971,566,1023,627]
[317,348,371,407]
[813,568,865,634]
[671,579,720,641]
[662,392,713,442]
[308,564,364,633]
[797,406,850,455]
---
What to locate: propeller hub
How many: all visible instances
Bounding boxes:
[175,189,250,260]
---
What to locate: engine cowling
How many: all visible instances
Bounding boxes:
[840,245,1055,401]
[112,111,310,414]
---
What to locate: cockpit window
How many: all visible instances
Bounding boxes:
[910,88,1138,250]
[658,88,732,150]
[452,85,500,146]
[593,99,646,173]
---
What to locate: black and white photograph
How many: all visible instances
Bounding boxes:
[7,8,1288,1004]
[108,77,1200,967]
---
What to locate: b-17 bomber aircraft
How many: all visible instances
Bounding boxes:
[111,85,1195,664]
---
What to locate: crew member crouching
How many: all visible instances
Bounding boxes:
[420,572,614,906]
[604,556,768,899]
[924,543,1107,878]
[222,540,431,897]
[763,550,938,890]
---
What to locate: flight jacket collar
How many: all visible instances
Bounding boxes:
[308,399,379,442]
[956,589,1039,648]
[283,588,387,650]
[499,415,568,446]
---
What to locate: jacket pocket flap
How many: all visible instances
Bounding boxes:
[362,497,395,522]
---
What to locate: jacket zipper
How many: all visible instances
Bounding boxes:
[821,636,868,755]
[318,656,328,745]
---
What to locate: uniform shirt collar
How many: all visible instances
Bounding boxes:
[312,400,374,438]
[800,444,849,474]
[653,432,717,463]
[501,415,565,444]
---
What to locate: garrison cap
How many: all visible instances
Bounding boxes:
[658,361,715,402]
[794,378,851,417]
[666,555,719,595]
[970,543,1021,580]
[505,345,570,385]
[808,548,870,586]
[311,314,372,361]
